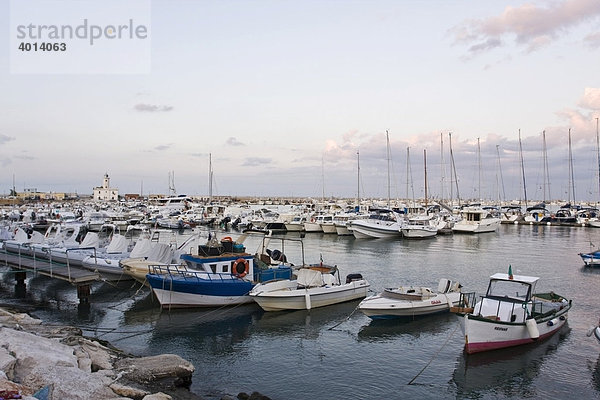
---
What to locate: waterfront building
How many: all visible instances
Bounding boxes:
[93,173,119,201]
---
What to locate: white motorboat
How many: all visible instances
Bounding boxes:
[284,215,307,232]
[400,215,438,239]
[304,214,325,233]
[452,205,501,233]
[319,214,337,234]
[249,266,369,311]
[359,278,461,319]
[351,209,402,239]
[452,270,571,354]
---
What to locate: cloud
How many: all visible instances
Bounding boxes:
[0,157,11,167]
[242,157,272,167]
[584,31,600,48]
[133,103,174,112]
[451,0,600,56]
[14,155,35,160]
[0,134,15,144]
[154,144,173,151]
[226,137,245,146]
[578,88,600,110]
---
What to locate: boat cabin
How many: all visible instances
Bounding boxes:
[476,273,539,323]
[181,253,255,276]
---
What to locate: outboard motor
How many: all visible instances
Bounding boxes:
[346,273,363,284]
[270,249,287,262]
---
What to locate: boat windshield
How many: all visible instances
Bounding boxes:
[486,279,531,302]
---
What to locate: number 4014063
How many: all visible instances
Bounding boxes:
[18,42,66,51]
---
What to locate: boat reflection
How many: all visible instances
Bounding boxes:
[254,300,362,339]
[145,304,264,357]
[357,312,456,342]
[593,354,600,393]
[452,324,570,397]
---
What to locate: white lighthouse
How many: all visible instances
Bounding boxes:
[93,173,119,201]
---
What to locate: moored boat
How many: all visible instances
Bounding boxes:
[579,249,600,266]
[452,269,571,354]
[359,278,461,319]
[249,265,369,311]
[146,235,293,308]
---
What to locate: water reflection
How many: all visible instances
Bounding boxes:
[147,304,263,354]
[254,300,362,339]
[452,325,570,397]
[357,312,457,342]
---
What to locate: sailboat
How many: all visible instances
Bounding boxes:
[588,118,600,228]
[401,149,438,239]
[452,138,501,234]
[352,131,403,239]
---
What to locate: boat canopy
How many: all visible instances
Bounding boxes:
[487,273,539,301]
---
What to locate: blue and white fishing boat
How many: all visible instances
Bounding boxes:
[146,234,293,308]
[579,248,600,266]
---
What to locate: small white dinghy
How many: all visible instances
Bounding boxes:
[250,265,369,311]
[359,278,461,319]
[587,319,600,344]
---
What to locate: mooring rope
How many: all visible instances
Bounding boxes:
[407,321,459,385]
[327,303,361,331]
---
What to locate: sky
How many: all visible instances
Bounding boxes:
[1,0,600,203]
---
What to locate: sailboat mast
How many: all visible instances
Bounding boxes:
[449,133,453,204]
[518,130,528,208]
[496,145,506,203]
[449,132,460,205]
[542,130,550,203]
[406,147,410,201]
[424,149,428,207]
[321,155,325,202]
[440,133,445,203]
[568,128,575,203]
[386,130,391,209]
[208,153,213,203]
[477,137,481,202]
[596,117,600,206]
[357,150,360,208]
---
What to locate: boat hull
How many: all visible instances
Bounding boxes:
[457,309,569,354]
[251,280,369,311]
[359,292,460,319]
[579,251,600,266]
[452,219,501,233]
[147,274,255,308]
[400,227,437,239]
[351,221,401,239]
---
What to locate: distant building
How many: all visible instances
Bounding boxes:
[93,173,119,201]
[15,189,66,201]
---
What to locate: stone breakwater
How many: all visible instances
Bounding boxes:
[0,307,196,400]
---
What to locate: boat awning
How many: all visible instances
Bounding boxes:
[490,273,539,284]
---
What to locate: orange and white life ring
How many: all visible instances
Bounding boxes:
[221,236,233,242]
[311,217,316,223]
[233,258,249,278]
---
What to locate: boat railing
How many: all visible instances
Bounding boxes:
[450,292,476,313]
[475,295,543,322]
[148,264,239,282]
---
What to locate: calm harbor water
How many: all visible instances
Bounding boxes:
[2,224,600,399]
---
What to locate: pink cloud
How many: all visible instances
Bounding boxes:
[452,0,600,56]
[578,88,600,110]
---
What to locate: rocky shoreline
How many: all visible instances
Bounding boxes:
[0,307,270,400]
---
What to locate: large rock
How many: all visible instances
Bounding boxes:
[0,327,117,399]
[0,346,16,378]
[115,354,194,387]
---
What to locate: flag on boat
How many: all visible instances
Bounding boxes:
[508,265,513,280]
